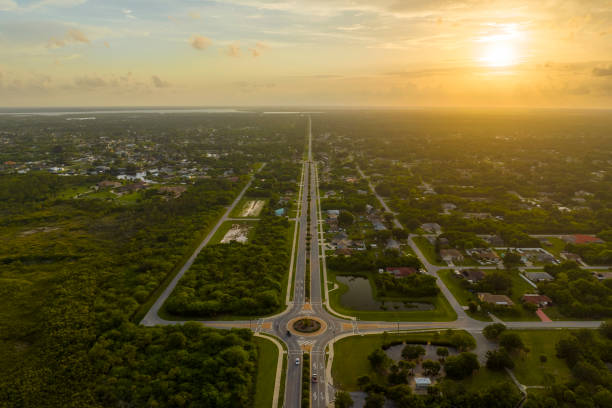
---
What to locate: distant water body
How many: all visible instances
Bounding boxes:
[0,107,321,116]
[0,107,245,116]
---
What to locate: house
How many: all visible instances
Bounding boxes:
[386,267,418,278]
[415,377,432,390]
[486,235,505,247]
[478,293,514,306]
[522,294,552,307]
[327,210,340,218]
[420,223,442,235]
[525,272,554,282]
[365,204,374,213]
[440,249,464,263]
[386,239,400,251]
[460,268,485,283]
[467,248,500,264]
[97,180,121,189]
[335,248,352,256]
[561,252,582,263]
[463,212,492,220]
[441,203,457,212]
[372,221,387,231]
[563,234,604,245]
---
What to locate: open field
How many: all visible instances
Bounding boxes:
[413,236,446,266]
[254,336,279,408]
[510,330,573,386]
[332,332,510,392]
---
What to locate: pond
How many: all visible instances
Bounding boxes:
[336,275,434,311]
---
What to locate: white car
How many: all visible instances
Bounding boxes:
[295,358,300,365]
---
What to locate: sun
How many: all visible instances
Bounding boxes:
[480,42,517,67]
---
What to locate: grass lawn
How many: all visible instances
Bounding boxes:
[253,336,279,408]
[328,270,457,322]
[332,331,508,392]
[437,269,475,305]
[413,236,446,266]
[540,237,567,257]
[208,220,257,244]
[510,330,573,386]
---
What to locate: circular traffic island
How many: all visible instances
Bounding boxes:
[287,316,327,337]
[293,318,321,333]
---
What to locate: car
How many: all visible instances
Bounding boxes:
[295,358,300,365]
[312,374,318,383]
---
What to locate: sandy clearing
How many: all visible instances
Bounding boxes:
[220,223,250,243]
[240,200,265,217]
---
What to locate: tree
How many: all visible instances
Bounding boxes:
[338,211,354,228]
[486,349,515,371]
[436,347,449,361]
[468,301,478,313]
[451,331,476,351]
[483,323,507,340]
[365,393,385,408]
[357,375,371,388]
[444,352,480,380]
[368,349,391,372]
[499,332,525,352]
[503,252,523,268]
[335,391,354,408]
[402,344,426,360]
[599,321,612,340]
[422,360,441,376]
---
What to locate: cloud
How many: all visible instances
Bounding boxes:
[74,76,106,88]
[233,81,275,93]
[151,75,170,88]
[0,0,17,11]
[67,28,89,43]
[190,35,212,50]
[593,65,612,76]
[189,11,201,19]
[226,43,241,57]
[122,9,135,19]
[32,0,86,8]
[248,41,268,57]
[47,28,89,48]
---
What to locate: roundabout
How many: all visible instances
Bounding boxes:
[287,315,327,337]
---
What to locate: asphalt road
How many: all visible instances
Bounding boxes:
[141,116,604,407]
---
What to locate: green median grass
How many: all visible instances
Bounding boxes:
[510,330,573,386]
[253,336,279,408]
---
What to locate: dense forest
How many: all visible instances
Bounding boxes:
[165,209,291,317]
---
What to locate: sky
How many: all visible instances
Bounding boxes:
[1,0,611,108]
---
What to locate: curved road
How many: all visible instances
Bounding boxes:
[141,116,602,407]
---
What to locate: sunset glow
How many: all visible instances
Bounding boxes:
[0,1,611,108]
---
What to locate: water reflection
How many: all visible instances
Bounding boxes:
[336,275,434,311]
